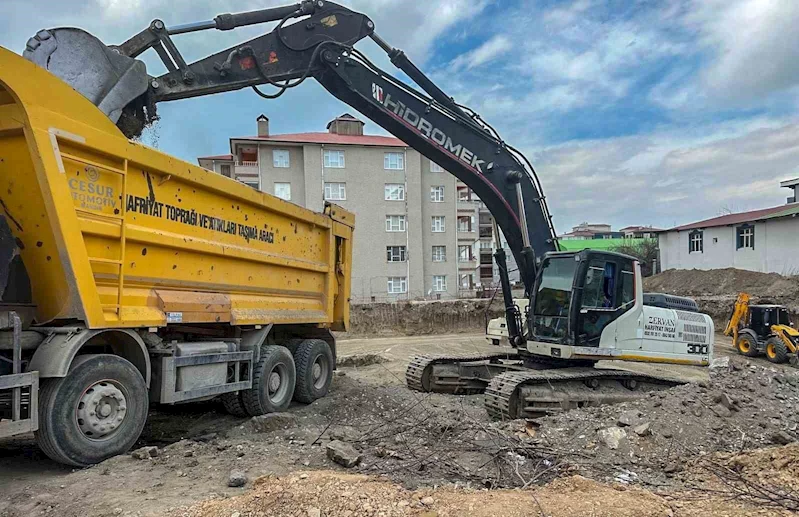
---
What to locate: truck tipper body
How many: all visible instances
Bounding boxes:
[0,47,353,465]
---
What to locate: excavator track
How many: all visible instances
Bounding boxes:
[484,368,682,420]
[405,352,521,394]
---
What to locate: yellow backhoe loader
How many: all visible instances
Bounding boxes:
[724,293,799,365]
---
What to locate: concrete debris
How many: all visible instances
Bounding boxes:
[246,413,298,433]
[633,422,652,437]
[420,496,435,506]
[326,440,362,468]
[717,393,738,410]
[336,354,388,368]
[711,404,732,418]
[771,430,795,445]
[227,470,248,488]
[597,427,627,450]
[130,446,159,460]
[617,410,643,427]
[709,356,730,369]
[307,508,321,517]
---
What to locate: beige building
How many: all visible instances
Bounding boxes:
[198,114,498,302]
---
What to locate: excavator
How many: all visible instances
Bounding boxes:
[16,0,713,421]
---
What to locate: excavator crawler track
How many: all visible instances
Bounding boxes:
[485,368,682,420]
[405,353,521,394]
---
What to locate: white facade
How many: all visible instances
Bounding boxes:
[659,217,799,275]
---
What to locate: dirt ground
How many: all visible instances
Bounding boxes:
[1,333,798,517]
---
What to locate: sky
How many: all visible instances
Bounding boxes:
[2,0,798,234]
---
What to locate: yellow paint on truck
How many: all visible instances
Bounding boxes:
[0,47,353,331]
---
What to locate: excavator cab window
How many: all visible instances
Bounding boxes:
[575,254,636,346]
[531,256,577,340]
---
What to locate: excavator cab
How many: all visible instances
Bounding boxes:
[529,249,636,347]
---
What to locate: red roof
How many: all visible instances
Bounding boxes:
[197,154,233,161]
[232,132,407,147]
[619,225,664,232]
[670,204,797,231]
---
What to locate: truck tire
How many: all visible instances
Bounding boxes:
[765,337,789,364]
[283,338,304,356]
[736,331,759,357]
[35,354,148,467]
[242,345,295,416]
[293,339,334,404]
[220,392,248,417]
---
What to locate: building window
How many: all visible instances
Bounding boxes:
[324,182,347,201]
[460,274,474,289]
[737,224,754,250]
[243,181,260,190]
[274,182,291,200]
[384,152,404,170]
[387,276,407,294]
[386,246,407,262]
[689,230,703,253]
[385,183,405,201]
[458,245,474,262]
[220,164,232,177]
[433,275,447,292]
[432,216,446,233]
[430,160,444,173]
[273,149,290,168]
[386,215,406,232]
[324,150,345,168]
[458,216,474,233]
[432,245,446,262]
[430,186,445,203]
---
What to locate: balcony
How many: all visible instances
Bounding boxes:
[479,227,493,239]
[234,160,259,177]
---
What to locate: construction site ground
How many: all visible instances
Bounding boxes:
[2,332,799,516]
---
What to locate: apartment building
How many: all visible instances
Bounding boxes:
[199,114,498,302]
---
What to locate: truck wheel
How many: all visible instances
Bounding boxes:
[35,354,148,467]
[293,339,334,404]
[736,332,759,357]
[242,345,295,416]
[283,338,304,356]
[220,392,248,417]
[765,337,788,364]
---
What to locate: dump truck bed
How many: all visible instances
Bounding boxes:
[0,47,353,330]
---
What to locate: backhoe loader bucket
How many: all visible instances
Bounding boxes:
[23,28,149,124]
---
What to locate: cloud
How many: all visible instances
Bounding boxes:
[534,121,799,233]
[448,35,512,71]
[688,0,799,101]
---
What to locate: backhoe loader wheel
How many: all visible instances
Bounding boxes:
[242,345,296,416]
[736,332,759,357]
[293,339,334,404]
[220,392,249,417]
[765,337,789,364]
[35,354,148,467]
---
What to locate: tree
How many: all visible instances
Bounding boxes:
[611,239,659,277]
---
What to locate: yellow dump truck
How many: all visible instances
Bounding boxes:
[0,47,353,466]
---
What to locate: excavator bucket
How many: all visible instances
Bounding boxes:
[23,28,149,124]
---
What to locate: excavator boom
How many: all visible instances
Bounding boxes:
[24,1,558,345]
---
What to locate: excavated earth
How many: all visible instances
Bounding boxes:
[645,268,799,327]
[2,332,798,516]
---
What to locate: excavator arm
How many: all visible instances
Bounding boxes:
[23,0,559,344]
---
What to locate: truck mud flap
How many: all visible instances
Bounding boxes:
[0,311,38,438]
